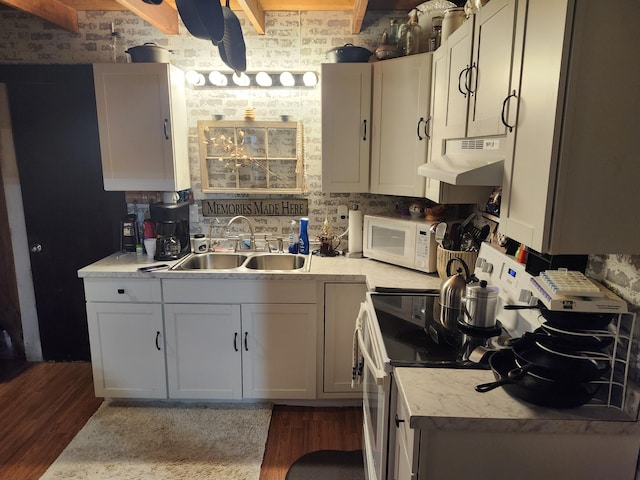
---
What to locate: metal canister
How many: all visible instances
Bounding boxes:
[442,7,467,42]
[461,280,499,328]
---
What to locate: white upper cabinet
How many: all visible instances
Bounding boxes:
[500,0,640,254]
[93,63,190,192]
[321,63,372,193]
[370,53,432,197]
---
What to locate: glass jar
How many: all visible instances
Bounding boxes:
[405,9,422,55]
[442,7,467,42]
[428,16,443,52]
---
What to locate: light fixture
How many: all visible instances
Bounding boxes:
[185,70,320,89]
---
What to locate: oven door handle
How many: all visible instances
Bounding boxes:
[356,328,386,385]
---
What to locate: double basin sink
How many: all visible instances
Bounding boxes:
[171,252,309,272]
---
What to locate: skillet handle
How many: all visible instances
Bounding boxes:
[475,377,512,393]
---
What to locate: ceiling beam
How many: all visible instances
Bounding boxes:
[114,0,179,35]
[352,0,368,33]
[0,0,79,32]
[236,0,265,35]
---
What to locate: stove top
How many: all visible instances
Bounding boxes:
[370,293,508,369]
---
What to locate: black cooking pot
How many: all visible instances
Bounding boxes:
[475,349,599,409]
[503,301,615,330]
[125,43,173,63]
[326,44,373,63]
[216,0,246,73]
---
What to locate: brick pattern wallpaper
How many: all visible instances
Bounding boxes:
[1,7,639,376]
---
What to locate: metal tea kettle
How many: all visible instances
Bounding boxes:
[439,257,477,330]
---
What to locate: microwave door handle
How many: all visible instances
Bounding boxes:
[356,329,386,385]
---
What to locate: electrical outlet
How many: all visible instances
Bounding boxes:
[338,205,348,220]
[189,204,199,224]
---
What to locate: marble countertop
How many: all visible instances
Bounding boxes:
[77,251,442,291]
[394,367,640,434]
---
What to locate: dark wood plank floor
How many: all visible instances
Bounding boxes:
[0,360,362,480]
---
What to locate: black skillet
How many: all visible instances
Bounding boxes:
[216,0,247,73]
[509,333,610,383]
[475,349,599,409]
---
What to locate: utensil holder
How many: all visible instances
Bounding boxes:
[436,245,478,280]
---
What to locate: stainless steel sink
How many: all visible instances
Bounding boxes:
[243,254,307,271]
[171,253,248,270]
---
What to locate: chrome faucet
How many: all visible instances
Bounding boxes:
[225,215,255,250]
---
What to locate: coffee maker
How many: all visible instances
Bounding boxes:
[149,202,190,261]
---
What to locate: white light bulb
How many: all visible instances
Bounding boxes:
[279,71,295,87]
[256,71,272,87]
[232,72,250,87]
[303,71,318,87]
[186,70,204,86]
[208,71,228,87]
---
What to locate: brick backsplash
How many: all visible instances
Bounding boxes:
[2,6,639,352]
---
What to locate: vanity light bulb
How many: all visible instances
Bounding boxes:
[209,71,228,87]
[256,72,272,87]
[186,70,205,86]
[303,71,318,87]
[232,72,251,87]
[279,71,295,87]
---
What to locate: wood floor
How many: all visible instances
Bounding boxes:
[0,360,362,480]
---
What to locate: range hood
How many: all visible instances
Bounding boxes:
[418,137,506,186]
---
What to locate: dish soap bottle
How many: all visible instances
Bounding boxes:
[298,217,310,254]
[288,220,298,254]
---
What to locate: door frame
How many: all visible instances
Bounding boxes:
[0,84,42,361]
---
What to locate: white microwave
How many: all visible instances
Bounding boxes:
[363,214,438,273]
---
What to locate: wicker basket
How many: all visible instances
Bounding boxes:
[436,245,479,280]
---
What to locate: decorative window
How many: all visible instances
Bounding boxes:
[198,120,305,193]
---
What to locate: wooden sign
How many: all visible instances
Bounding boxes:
[202,199,308,217]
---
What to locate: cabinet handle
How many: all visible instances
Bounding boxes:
[163,119,169,139]
[423,116,431,140]
[155,331,161,351]
[234,332,238,352]
[501,90,517,132]
[416,117,425,141]
[458,67,469,98]
[467,63,477,97]
[362,119,367,141]
[395,414,405,428]
[117,288,125,294]
[244,332,248,351]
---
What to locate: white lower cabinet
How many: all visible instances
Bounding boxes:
[161,279,317,400]
[84,278,166,399]
[164,303,242,399]
[323,282,367,394]
[86,302,167,399]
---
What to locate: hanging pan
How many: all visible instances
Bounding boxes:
[216,0,247,73]
[176,0,224,42]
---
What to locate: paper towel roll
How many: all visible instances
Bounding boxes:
[348,210,363,254]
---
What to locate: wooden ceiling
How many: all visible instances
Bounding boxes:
[0,0,424,35]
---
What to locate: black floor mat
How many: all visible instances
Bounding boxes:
[285,450,365,480]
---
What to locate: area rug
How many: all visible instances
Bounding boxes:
[40,400,272,480]
[285,450,364,480]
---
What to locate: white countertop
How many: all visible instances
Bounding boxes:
[394,367,640,434]
[77,251,442,291]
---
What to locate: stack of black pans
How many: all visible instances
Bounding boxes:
[476,309,615,408]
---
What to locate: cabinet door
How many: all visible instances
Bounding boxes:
[93,63,190,192]
[441,18,474,140]
[321,63,371,193]
[467,0,519,137]
[86,302,166,398]
[164,304,242,399]
[370,53,432,197]
[242,304,316,399]
[323,283,367,394]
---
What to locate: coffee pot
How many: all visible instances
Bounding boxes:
[439,257,477,330]
[461,280,499,329]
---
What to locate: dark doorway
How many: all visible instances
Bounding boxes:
[0,65,126,361]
